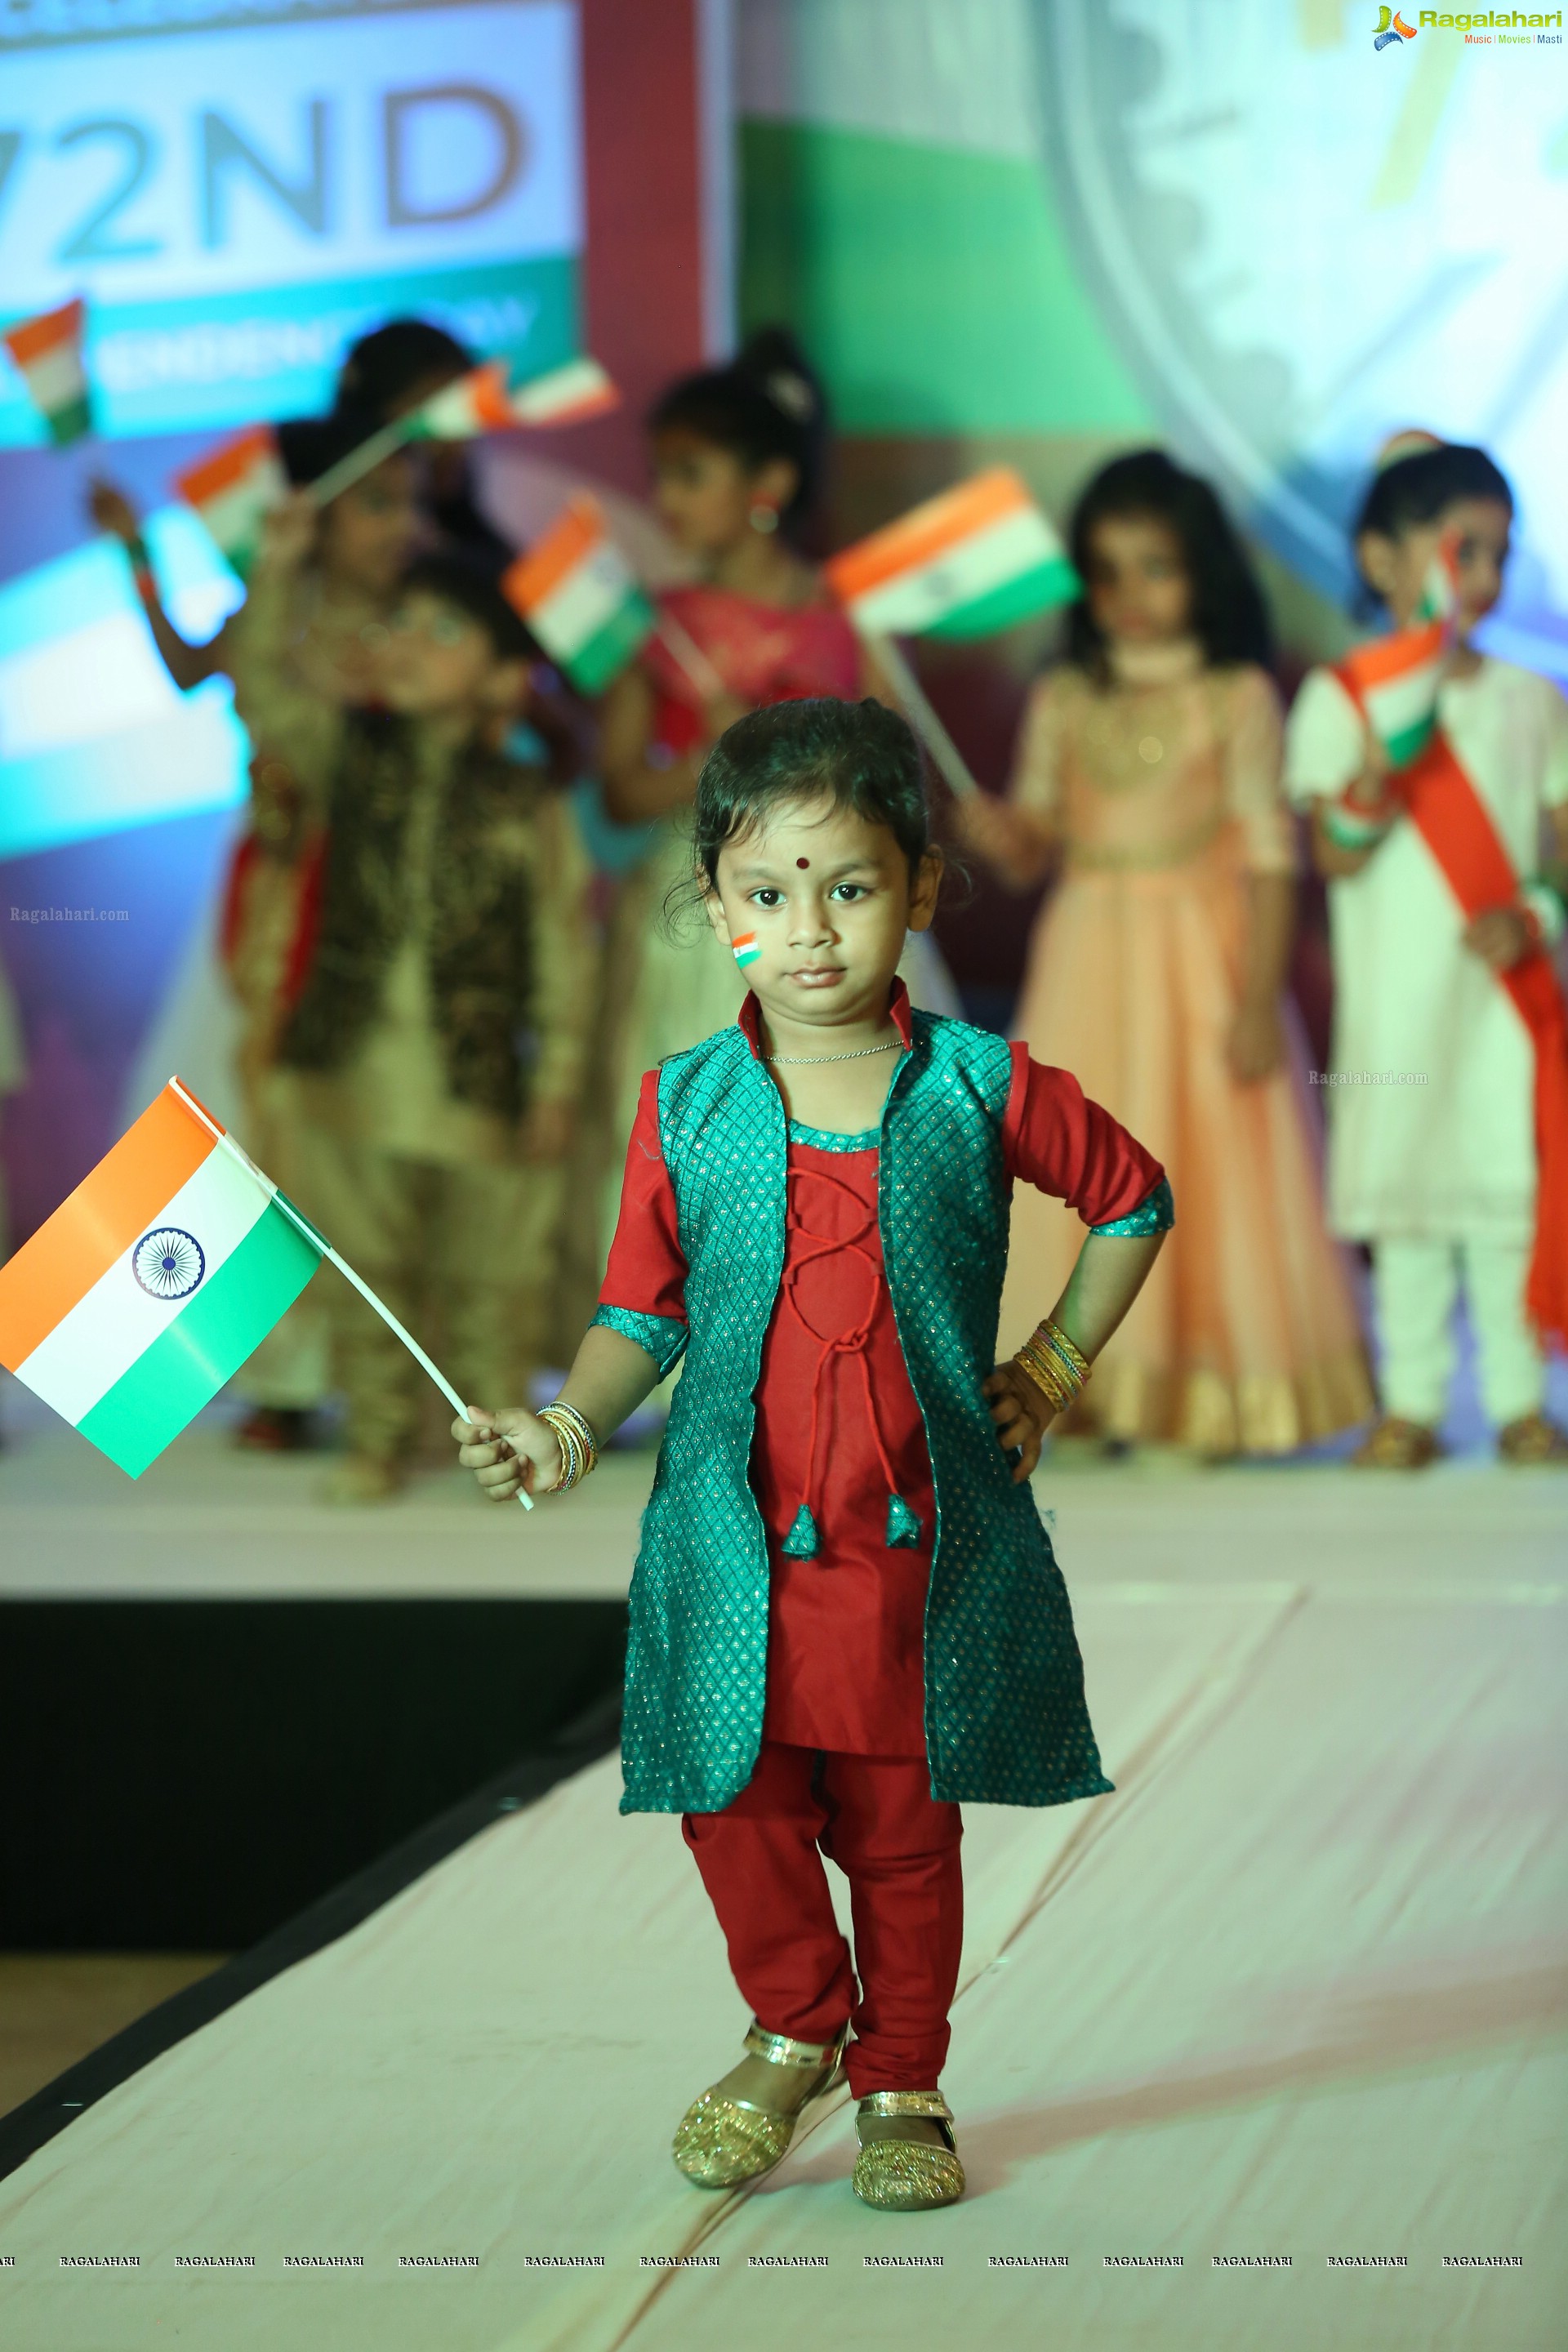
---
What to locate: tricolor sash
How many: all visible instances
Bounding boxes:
[1336,666,1568,1348]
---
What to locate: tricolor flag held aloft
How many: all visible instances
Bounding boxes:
[504,355,620,428]
[404,359,520,440]
[2,298,92,446]
[407,355,620,439]
[502,495,654,694]
[1340,539,1459,769]
[0,1081,323,1477]
[175,426,288,577]
[825,468,1078,639]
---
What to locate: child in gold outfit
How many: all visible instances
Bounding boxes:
[244,496,593,1498]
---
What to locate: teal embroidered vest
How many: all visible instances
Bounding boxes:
[596,1010,1115,1816]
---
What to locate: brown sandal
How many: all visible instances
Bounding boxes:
[1497,1414,1568,1466]
[1353,1417,1443,1470]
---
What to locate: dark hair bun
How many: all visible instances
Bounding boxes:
[733,325,822,430]
[648,324,830,532]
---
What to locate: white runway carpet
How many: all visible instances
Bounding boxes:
[0,1429,1564,2350]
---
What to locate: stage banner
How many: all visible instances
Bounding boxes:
[0,0,582,440]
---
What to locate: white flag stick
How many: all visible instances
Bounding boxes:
[168,1080,535,1508]
[305,415,415,509]
[861,629,979,798]
[653,607,729,705]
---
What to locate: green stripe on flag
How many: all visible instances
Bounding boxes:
[78,1202,320,1477]
[566,595,654,696]
[46,393,92,448]
[923,555,1080,640]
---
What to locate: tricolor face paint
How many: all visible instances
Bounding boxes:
[732,932,761,971]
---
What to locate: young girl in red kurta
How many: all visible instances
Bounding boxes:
[457,698,1169,2211]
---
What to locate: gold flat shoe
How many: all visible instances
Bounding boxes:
[672,2019,849,2188]
[851,2091,965,2212]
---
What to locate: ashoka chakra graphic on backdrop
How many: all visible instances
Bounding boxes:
[131,1227,206,1300]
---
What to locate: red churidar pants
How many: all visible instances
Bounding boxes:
[682,1740,964,2099]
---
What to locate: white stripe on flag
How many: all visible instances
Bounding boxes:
[16,1143,271,1424]
[844,505,1059,634]
[197,473,279,556]
[531,546,638,657]
[20,341,87,416]
[1365,656,1445,740]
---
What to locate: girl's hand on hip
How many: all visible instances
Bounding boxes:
[452,1405,563,1501]
[982,1363,1054,1483]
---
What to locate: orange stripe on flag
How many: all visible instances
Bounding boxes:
[503,496,605,612]
[470,361,518,430]
[824,469,1031,606]
[176,426,276,508]
[3,297,84,369]
[0,1085,216,1370]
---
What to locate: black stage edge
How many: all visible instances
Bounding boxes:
[0,1598,628,1946]
[0,1686,623,2185]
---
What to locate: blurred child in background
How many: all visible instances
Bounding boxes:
[960,449,1371,1457]
[87,318,535,1449]
[91,425,424,1450]
[239,498,593,1499]
[592,327,956,1266]
[1285,437,1568,1467]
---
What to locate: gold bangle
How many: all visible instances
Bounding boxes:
[1013,1319,1090,1415]
[1039,1319,1089,1383]
[1013,1342,1074,1415]
[537,1401,599,1493]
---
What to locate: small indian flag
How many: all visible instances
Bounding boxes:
[0,1080,323,1477]
[502,495,654,694]
[404,359,519,440]
[731,932,761,971]
[2,298,92,446]
[825,468,1078,639]
[175,426,287,577]
[408,355,620,439]
[506,355,619,427]
[1341,541,1459,768]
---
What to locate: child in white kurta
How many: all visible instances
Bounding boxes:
[1285,439,1568,1462]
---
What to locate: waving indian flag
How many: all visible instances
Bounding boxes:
[1340,538,1459,769]
[0,1080,323,1477]
[406,356,621,439]
[307,356,623,508]
[504,355,619,427]
[826,469,1077,639]
[175,426,287,577]
[0,1077,537,1499]
[502,496,653,694]
[3,298,92,446]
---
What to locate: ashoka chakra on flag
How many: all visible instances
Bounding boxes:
[131,1227,206,1300]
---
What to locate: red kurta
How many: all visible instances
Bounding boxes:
[601,990,1162,1757]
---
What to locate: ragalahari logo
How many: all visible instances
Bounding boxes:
[1374,4,1418,41]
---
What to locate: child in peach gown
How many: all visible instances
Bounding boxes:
[960,451,1371,1454]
